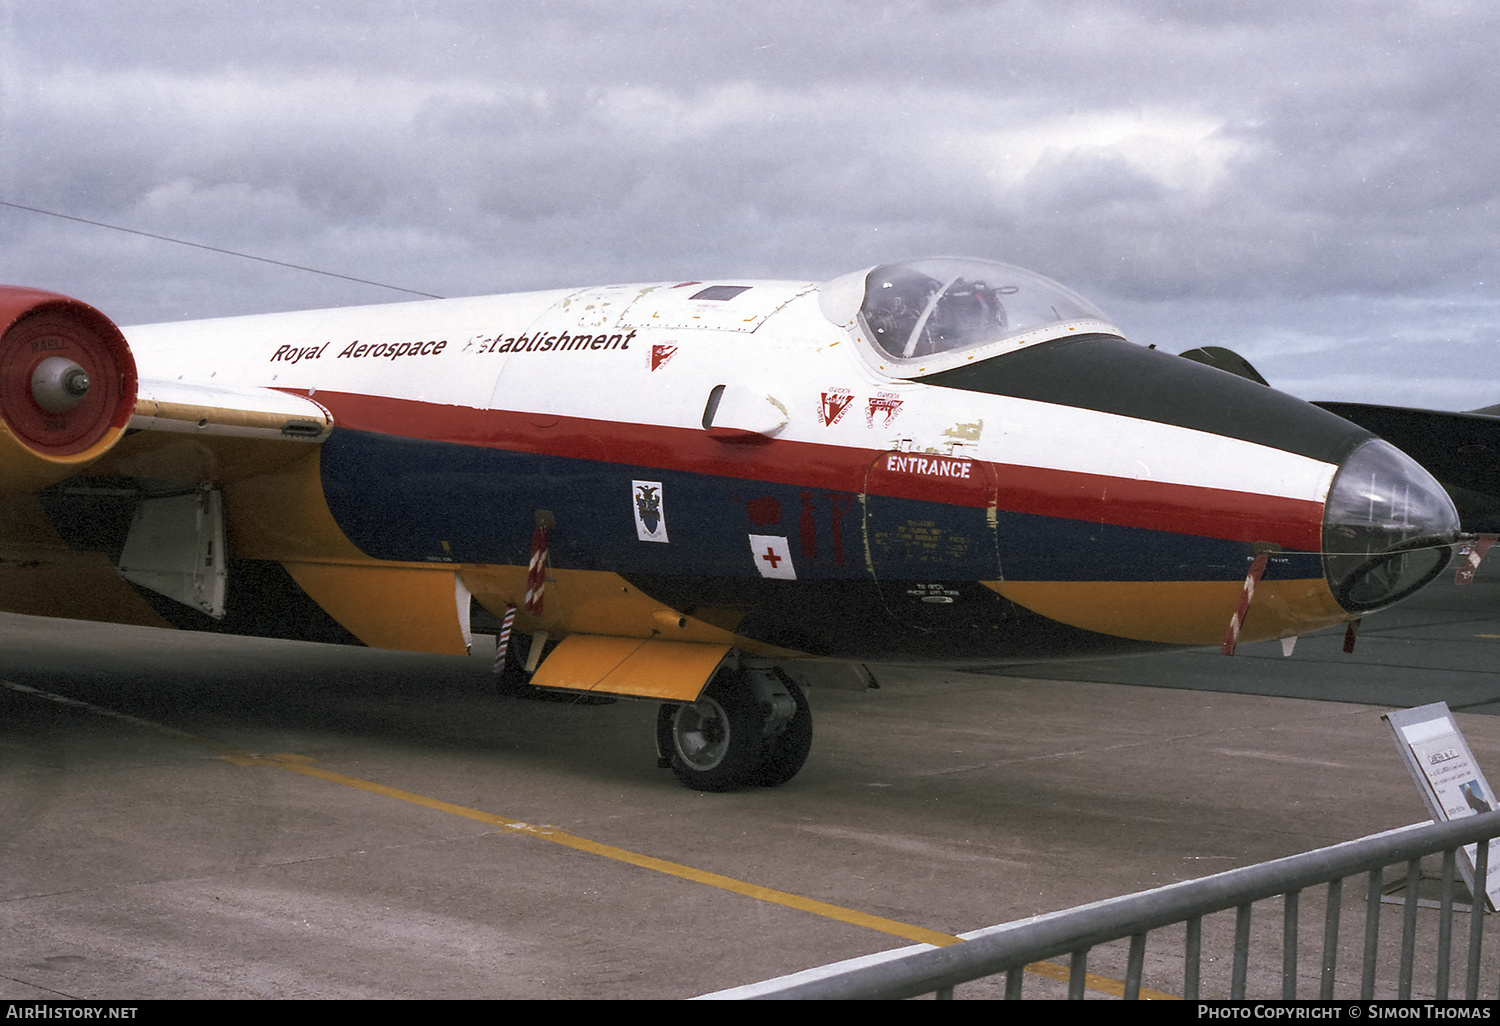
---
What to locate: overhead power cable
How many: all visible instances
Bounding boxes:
[0,199,444,299]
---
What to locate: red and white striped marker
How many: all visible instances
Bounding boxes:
[493,603,516,674]
[1455,534,1498,585]
[1222,552,1269,656]
[525,526,549,615]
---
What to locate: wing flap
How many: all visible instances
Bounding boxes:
[281,561,471,654]
[530,634,731,701]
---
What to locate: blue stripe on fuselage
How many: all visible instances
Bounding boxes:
[318,430,1316,583]
[319,429,880,578]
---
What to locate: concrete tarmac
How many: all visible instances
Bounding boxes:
[3,576,1500,1000]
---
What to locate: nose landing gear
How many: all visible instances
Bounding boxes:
[656,668,812,791]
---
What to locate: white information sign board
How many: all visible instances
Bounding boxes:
[1383,702,1500,910]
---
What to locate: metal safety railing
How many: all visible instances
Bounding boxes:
[731,810,1500,1000]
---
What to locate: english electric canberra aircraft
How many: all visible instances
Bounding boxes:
[0,257,1465,789]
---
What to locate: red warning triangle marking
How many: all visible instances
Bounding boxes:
[821,391,853,425]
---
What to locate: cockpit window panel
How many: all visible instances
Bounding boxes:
[854,257,1117,367]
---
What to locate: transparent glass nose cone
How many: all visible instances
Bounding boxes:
[1323,439,1461,612]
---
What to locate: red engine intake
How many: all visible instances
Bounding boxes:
[0,287,138,489]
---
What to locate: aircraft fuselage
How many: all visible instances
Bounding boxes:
[0,257,1465,788]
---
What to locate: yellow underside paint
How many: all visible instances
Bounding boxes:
[0,493,171,626]
[0,553,175,627]
[219,448,372,563]
[0,422,130,497]
[529,634,732,700]
[220,447,466,652]
[188,447,795,661]
[91,430,333,496]
[988,578,1349,646]
[283,561,469,655]
[15,438,787,661]
[459,564,801,659]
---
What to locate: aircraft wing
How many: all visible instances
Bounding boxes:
[1313,401,1500,533]
[130,379,332,440]
[0,284,761,710]
[0,286,334,629]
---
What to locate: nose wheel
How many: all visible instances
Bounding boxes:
[657,669,812,791]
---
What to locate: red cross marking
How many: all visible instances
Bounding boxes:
[761,547,782,568]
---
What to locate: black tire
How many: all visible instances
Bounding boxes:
[755,674,812,787]
[656,673,763,792]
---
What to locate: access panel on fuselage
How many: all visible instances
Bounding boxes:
[862,450,1002,627]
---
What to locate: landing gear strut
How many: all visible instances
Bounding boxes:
[657,669,812,791]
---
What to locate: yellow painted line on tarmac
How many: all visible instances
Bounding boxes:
[4,679,1176,999]
[1019,958,1176,1000]
[234,748,967,948]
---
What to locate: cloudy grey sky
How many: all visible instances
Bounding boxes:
[2,0,1497,407]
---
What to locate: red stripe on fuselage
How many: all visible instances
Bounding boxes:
[303,391,1325,551]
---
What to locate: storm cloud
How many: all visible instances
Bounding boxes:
[3,0,1499,406]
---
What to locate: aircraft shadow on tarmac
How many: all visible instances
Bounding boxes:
[0,610,665,784]
[985,573,1500,714]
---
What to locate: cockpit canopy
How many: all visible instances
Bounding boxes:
[857,257,1113,361]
